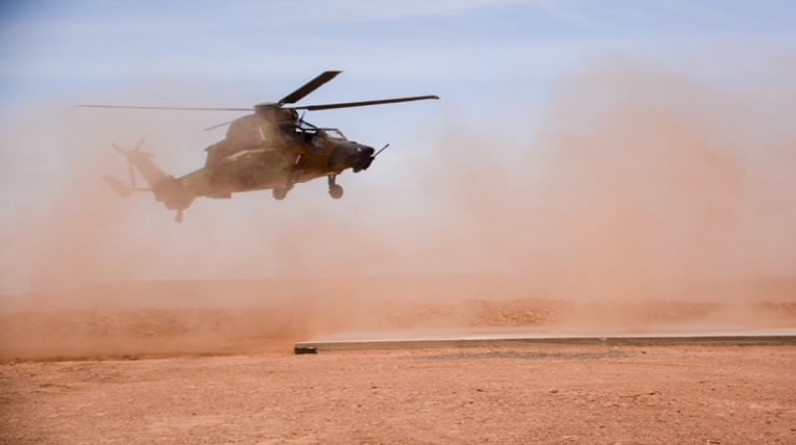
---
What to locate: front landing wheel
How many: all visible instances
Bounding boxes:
[329,184,344,199]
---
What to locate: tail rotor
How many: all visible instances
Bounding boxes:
[104,139,194,223]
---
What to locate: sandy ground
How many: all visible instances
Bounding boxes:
[1,296,795,444]
[2,345,795,444]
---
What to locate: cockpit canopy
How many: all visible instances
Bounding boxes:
[296,119,347,141]
[225,110,347,149]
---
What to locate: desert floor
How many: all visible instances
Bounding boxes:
[1,292,795,444]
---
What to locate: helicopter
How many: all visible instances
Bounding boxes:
[80,70,438,222]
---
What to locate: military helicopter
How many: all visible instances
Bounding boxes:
[80,71,438,222]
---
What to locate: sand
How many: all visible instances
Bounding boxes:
[1,294,795,444]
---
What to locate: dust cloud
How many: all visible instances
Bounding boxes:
[1,59,795,360]
[452,59,796,300]
[418,58,796,330]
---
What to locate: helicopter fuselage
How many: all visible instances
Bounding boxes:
[183,116,375,199]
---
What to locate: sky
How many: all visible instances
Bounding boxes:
[2,0,794,108]
[0,1,795,295]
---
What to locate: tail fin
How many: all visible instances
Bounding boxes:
[124,148,168,187]
[110,142,194,222]
[103,175,132,198]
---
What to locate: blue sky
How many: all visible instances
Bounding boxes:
[1,1,795,294]
[2,0,794,109]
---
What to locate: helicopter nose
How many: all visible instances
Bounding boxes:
[351,144,375,172]
[330,142,376,172]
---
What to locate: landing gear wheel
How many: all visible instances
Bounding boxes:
[327,175,344,199]
[329,184,344,199]
[272,187,289,200]
[175,210,184,223]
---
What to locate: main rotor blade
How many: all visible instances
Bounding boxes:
[77,105,253,111]
[204,120,235,131]
[290,95,440,111]
[278,70,342,105]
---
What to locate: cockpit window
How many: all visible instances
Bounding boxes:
[295,119,347,141]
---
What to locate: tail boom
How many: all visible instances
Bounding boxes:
[108,144,195,222]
